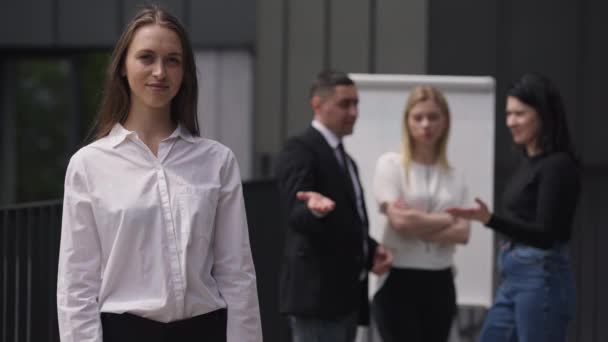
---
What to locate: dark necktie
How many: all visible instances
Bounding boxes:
[337,143,357,200]
[337,143,349,173]
[337,143,369,267]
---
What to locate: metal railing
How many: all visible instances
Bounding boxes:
[1,200,62,342]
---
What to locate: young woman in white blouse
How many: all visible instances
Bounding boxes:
[371,85,470,342]
[56,5,262,342]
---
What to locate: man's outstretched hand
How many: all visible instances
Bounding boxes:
[296,191,336,215]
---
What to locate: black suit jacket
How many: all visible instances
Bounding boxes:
[275,126,378,322]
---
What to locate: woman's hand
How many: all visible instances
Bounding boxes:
[445,197,492,224]
[384,200,408,231]
[371,245,393,275]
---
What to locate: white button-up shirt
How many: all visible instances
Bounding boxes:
[57,124,262,342]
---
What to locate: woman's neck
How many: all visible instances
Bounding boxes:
[123,106,176,155]
[411,146,438,165]
[525,140,542,157]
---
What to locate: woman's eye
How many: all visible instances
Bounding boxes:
[167,57,181,65]
[138,55,153,63]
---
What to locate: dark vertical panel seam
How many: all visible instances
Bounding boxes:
[216,53,223,140]
[368,0,377,73]
[49,205,59,342]
[425,0,431,73]
[578,1,593,341]
[68,57,82,153]
[575,0,586,161]
[323,0,331,69]
[0,60,4,205]
[493,0,507,296]
[117,0,124,37]
[279,0,290,144]
[13,210,20,342]
[183,0,192,35]
[1,210,7,342]
[52,0,59,47]
[592,197,598,342]
[252,1,260,177]
[576,191,584,342]
[25,208,31,342]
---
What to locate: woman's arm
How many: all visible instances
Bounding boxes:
[420,218,471,244]
[57,154,103,342]
[212,150,263,342]
[382,201,454,237]
[374,154,453,237]
[448,156,580,249]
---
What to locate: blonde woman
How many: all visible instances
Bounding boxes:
[372,86,470,342]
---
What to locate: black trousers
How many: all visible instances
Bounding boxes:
[372,267,456,342]
[101,308,227,342]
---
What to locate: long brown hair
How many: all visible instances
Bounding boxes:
[91,5,199,140]
[401,85,451,177]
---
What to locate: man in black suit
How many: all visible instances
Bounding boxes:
[276,70,393,342]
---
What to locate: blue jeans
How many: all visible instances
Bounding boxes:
[480,242,575,342]
[288,311,358,342]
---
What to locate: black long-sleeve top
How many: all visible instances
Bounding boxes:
[486,151,580,249]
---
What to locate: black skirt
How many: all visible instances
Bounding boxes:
[101,308,227,342]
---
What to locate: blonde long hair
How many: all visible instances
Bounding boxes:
[401,85,451,178]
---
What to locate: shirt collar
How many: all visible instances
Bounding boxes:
[108,123,197,148]
[311,119,341,149]
[172,124,197,144]
[108,123,136,147]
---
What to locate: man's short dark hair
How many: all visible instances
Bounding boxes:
[309,70,354,99]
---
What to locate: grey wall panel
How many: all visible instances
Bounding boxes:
[255,0,285,177]
[572,178,598,342]
[581,0,608,165]
[189,0,256,47]
[58,0,119,46]
[328,0,370,73]
[428,0,498,76]
[123,0,186,29]
[285,0,325,137]
[0,0,53,46]
[595,179,608,342]
[0,62,17,205]
[375,0,427,74]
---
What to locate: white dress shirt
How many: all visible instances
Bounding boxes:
[57,123,262,342]
[373,152,469,270]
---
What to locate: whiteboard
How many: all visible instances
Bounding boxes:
[346,74,495,307]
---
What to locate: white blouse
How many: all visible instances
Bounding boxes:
[57,124,262,342]
[373,152,469,270]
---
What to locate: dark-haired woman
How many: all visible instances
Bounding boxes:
[448,73,580,342]
[56,5,262,342]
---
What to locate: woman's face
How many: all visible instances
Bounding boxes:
[506,96,542,149]
[407,99,448,150]
[123,24,184,113]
